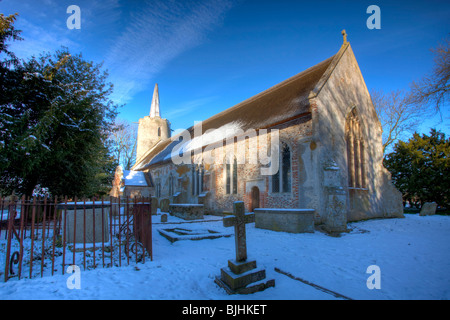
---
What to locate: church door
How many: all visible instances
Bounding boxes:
[251,186,260,212]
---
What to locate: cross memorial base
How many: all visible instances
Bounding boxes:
[215,259,275,295]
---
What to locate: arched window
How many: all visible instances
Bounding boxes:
[233,157,238,194]
[200,166,204,193]
[195,167,199,195]
[157,127,161,137]
[156,179,161,198]
[192,166,195,195]
[272,142,291,193]
[169,174,174,196]
[346,108,366,188]
[225,157,238,195]
[191,165,204,196]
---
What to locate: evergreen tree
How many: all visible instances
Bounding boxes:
[384,129,450,208]
[0,14,119,197]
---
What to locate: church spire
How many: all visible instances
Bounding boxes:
[150,83,160,118]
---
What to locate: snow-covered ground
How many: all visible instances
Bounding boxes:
[1,213,449,300]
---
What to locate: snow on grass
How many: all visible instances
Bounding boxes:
[0,214,449,300]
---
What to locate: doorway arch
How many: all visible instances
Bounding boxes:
[250,186,260,212]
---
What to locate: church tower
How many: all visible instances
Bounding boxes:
[136,84,171,161]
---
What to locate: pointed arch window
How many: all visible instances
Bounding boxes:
[191,165,204,196]
[225,157,238,195]
[156,179,161,198]
[169,173,174,196]
[346,108,366,189]
[272,142,291,193]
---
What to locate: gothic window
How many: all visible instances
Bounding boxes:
[272,142,291,193]
[272,170,280,193]
[191,165,204,196]
[233,157,238,194]
[168,174,174,196]
[192,167,195,196]
[195,167,199,195]
[156,179,161,198]
[226,162,231,194]
[200,166,204,193]
[346,108,366,189]
[225,157,238,195]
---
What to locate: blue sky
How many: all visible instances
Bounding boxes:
[1,0,449,137]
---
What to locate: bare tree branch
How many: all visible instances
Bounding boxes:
[109,118,137,170]
[409,36,450,116]
[371,89,425,153]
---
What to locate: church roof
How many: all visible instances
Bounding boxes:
[133,44,346,170]
[122,170,151,186]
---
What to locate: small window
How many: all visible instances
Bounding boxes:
[191,167,195,196]
[156,180,161,198]
[168,174,174,196]
[226,163,231,194]
[232,158,238,194]
[225,157,238,195]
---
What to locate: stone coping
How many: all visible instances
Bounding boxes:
[169,204,204,207]
[57,201,151,210]
[254,208,314,214]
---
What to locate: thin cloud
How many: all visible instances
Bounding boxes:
[9,16,79,59]
[5,0,121,60]
[105,0,235,105]
[164,96,218,120]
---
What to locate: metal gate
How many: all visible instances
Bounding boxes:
[1,196,153,282]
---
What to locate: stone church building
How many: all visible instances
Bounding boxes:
[123,33,403,230]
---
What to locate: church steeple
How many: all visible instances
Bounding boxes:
[136,83,171,162]
[150,83,160,118]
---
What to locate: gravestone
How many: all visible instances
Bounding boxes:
[151,197,158,215]
[215,201,275,294]
[160,213,168,223]
[419,202,437,216]
[160,198,170,213]
[60,202,110,244]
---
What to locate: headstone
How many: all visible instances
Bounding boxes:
[151,197,158,215]
[419,202,437,216]
[215,201,275,294]
[61,202,110,244]
[160,199,170,213]
[160,213,168,223]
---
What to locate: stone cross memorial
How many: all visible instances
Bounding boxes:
[223,201,254,262]
[215,201,274,294]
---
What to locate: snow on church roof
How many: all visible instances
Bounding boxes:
[122,170,149,186]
